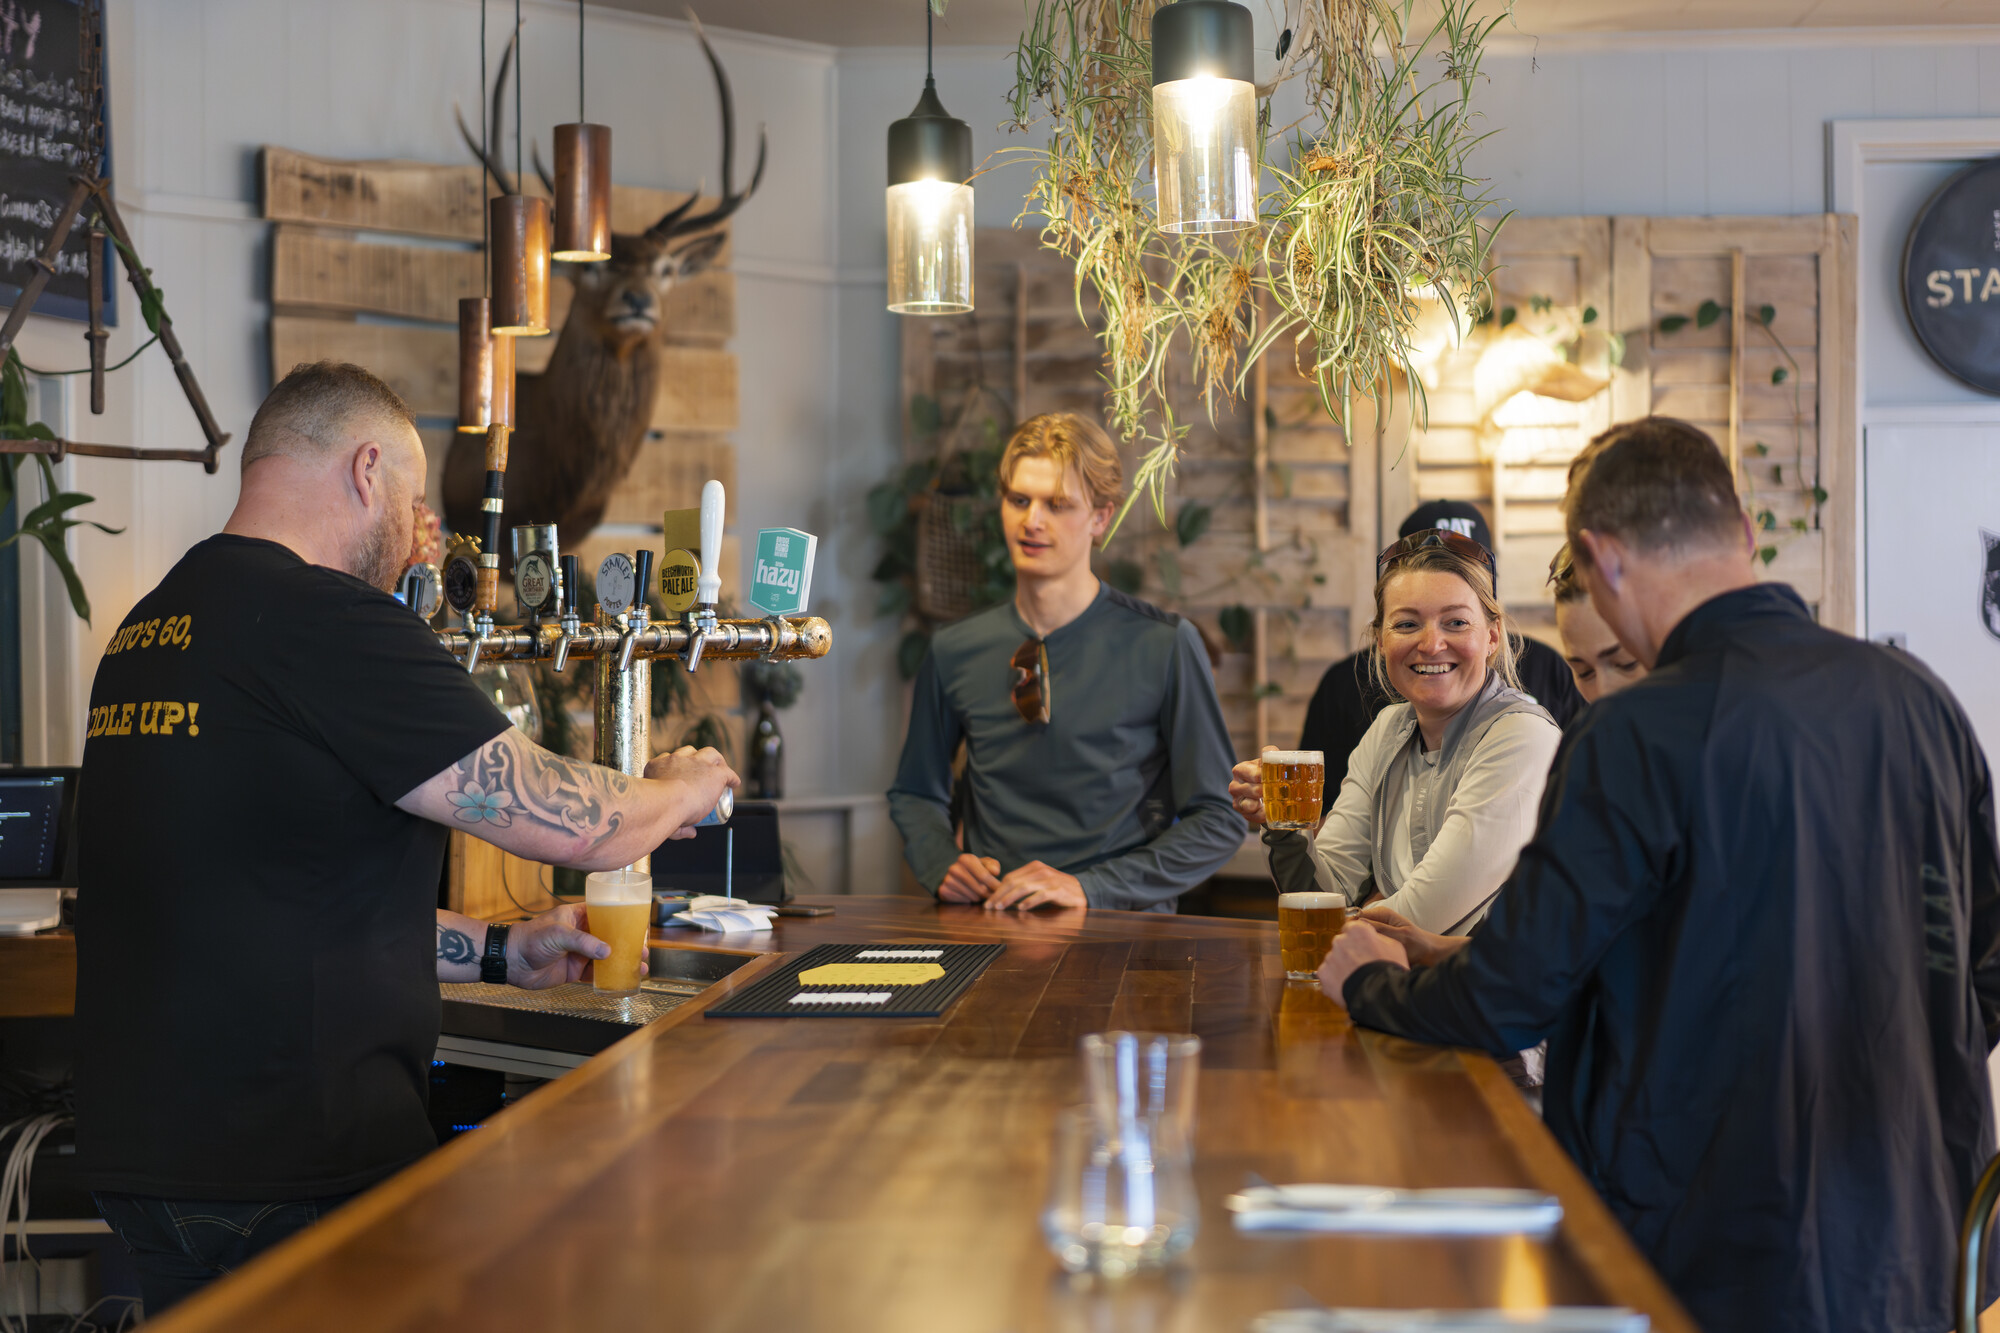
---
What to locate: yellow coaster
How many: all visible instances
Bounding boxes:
[797,962,946,987]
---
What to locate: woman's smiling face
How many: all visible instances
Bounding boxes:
[1379,568,1500,720]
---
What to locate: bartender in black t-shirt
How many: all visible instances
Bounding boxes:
[1295,501,1583,808]
[72,361,740,1316]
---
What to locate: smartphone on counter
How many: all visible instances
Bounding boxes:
[774,904,834,917]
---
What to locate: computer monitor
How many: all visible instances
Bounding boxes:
[651,801,785,904]
[0,767,80,889]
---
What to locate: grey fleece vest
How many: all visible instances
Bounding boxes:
[1266,673,1553,924]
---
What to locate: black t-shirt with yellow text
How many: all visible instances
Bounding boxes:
[74,534,508,1199]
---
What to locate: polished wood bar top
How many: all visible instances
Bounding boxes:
[150,897,1695,1333]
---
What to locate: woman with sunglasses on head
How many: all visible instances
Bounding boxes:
[887,413,1242,913]
[1230,530,1560,937]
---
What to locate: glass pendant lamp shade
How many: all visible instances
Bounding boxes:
[490,194,553,335]
[457,297,494,433]
[1150,0,1257,234]
[552,123,613,261]
[886,80,974,315]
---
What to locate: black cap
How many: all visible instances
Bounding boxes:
[887,79,973,187]
[1400,500,1492,552]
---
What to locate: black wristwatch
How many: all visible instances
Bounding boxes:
[480,923,511,985]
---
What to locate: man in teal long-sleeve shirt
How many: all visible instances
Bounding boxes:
[887,413,1242,912]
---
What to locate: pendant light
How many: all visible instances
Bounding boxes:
[459,2,497,432]
[885,0,972,315]
[1150,0,1257,234]
[552,0,611,262]
[491,0,553,334]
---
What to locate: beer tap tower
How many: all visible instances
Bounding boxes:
[432,424,831,871]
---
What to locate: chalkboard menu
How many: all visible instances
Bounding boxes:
[1903,155,2000,396]
[0,0,112,326]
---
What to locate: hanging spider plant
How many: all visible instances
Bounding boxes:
[1005,0,1510,530]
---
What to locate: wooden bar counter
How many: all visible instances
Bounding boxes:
[149,897,1694,1332]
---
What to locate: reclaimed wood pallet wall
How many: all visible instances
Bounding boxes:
[260,145,738,546]
[1395,213,1858,632]
[905,216,1857,758]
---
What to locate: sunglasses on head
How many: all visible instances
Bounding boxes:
[1011,637,1051,725]
[1377,527,1496,580]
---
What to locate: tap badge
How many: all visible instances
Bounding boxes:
[596,552,636,618]
[659,548,700,615]
[515,551,555,615]
[1983,529,2000,643]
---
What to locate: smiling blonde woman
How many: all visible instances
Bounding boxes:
[1230,531,1560,936]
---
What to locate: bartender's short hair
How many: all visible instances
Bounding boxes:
[242,361,416,468]
[999,413,1124,515]
[1564,417,1745,562]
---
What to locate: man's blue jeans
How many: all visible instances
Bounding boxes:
[93,1190,354,1315]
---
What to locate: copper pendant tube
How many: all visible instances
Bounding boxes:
[456,297,494,433]
[490,194,552,335]
[492,329,517,428]
[553,123,612,262]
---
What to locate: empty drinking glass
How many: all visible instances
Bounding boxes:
[1041,1106,1197,1276]
[1080,1031,1201,1144]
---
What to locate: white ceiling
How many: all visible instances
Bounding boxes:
[601,0,2000,48]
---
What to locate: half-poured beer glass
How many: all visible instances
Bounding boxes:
[1260,750,1324,829]
[585,869,653,995]
[1278,891,1347,981]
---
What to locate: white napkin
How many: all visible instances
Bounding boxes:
[1252,1310,1646,1333]
[1227,1184,1562,1236]
[665,895,775,933]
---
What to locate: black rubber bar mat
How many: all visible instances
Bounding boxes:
[705,942,1005,1018]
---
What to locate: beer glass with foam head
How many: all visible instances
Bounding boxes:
[1260,750,1324,830]
[585,869,653,995]
[1279,890,1347,980]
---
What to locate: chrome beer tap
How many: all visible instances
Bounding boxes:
[551,554,583,673]
[617,549,654,674]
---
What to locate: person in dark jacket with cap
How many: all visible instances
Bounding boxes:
[1298,501,1583,809]
[1322,417,2000,1333]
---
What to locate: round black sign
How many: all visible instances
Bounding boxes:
[1903,155,2000,395]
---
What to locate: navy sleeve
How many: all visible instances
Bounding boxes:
[887,648,966,893]
[1343,701,1685,1052]
[1301,653,1381,811]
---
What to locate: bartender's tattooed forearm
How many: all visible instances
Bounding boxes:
[436,924,479,965]
[443,730,629,852]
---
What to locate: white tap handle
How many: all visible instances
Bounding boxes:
[697,479,725,605]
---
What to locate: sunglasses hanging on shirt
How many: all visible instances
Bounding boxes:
[1011,637,1051,725]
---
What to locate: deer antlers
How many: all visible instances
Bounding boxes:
[455,12,767,244]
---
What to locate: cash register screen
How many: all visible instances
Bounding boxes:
[0,769,79,887]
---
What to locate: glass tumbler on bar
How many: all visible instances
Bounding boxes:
[584,869,653,995]
[1278,891,1347,981]
[1079,1031,1201,1145]
[1042,1106,1197,1277]
[1260,750,1324,830]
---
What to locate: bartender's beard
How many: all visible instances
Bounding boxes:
[354,508,408,592]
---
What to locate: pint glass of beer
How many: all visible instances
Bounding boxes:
[585,869,653,995]
[1260,750,1325,830]
[1278,891,1347,981]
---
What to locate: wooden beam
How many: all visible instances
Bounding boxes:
[272,224,481,324]
[650,346,739,433]
[262,146,487,241]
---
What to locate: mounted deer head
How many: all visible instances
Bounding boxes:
[443,12,765,550]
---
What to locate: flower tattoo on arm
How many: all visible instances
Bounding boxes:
[443,731,632,853]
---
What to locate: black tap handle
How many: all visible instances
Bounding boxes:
[632,549,655,609]
[561,555,580,614]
